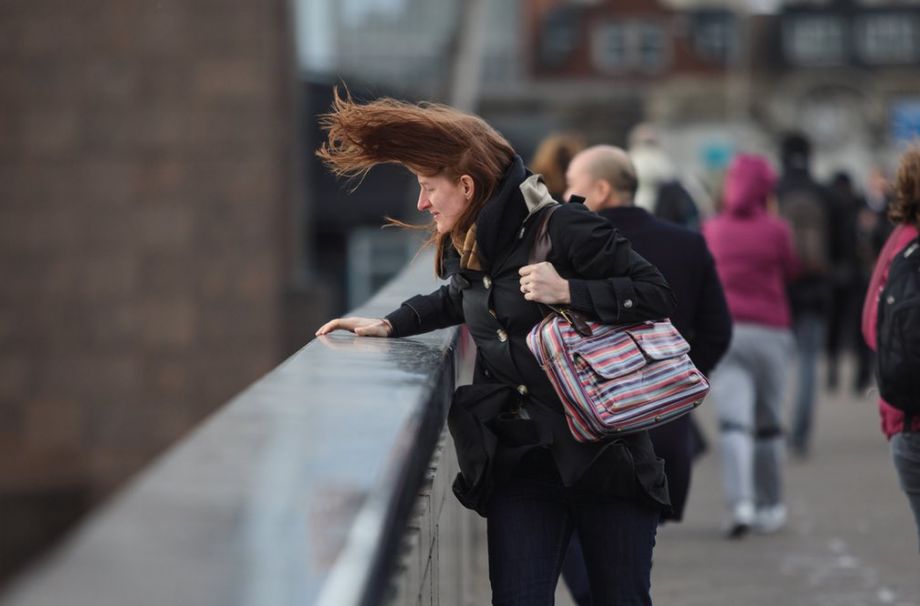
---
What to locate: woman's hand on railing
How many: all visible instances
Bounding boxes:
[315,317,393,337]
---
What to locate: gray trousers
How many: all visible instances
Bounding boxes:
[891,431,920,552]
[710,323,793,510]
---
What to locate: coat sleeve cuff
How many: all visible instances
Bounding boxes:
[568,279,593,314]
[610,276,638,318]
[384,304,420,338]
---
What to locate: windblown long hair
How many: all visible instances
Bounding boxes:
[316,88,515,265]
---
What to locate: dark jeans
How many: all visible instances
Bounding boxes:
[486,453,659,606]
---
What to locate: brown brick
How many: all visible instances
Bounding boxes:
[0,207,84,254]
[198,252,277,301]
[137,205,196,252]
[0,159,141,210]
[0,356,31,402]
[199,303,276,345]
[84,302,138,347]
[19,108,80,156]
[0,0,295,527]
[137,252,198,296]
[186,9,273,56]
[38,354,141,404]
[16,14,88,56]
[0,307,18,343]
[79,254,138,300]
[80,57,142,104]
[191,57,271,101]
[195,197,276,249]
[143,355,190,399]
[0,399,23,445]
[23,397,83,450]
[138,298,198,349]
[81,106,189,153]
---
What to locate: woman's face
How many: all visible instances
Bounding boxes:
[415,173,472,234]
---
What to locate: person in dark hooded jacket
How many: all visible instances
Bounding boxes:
[703,154,800,538]
[315,91,676,605]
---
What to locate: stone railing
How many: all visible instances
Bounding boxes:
[1,252,484,606]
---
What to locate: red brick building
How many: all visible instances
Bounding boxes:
[527,0,736,81]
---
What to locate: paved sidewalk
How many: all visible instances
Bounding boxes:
[556,357,919,605]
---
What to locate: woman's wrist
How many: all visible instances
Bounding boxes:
[381,318,394,336]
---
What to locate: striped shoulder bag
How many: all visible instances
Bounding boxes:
[525,205,710,442]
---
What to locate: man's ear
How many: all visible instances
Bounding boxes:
[459,175,475,200]
[595,179,612,201]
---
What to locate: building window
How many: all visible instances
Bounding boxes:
[538,5,581,70]
[636,23,667,71]
[593,22,629,71]
[592,20,669,74]
[856,14,919,65]
[783,15,846,66]
[692,11,736,64]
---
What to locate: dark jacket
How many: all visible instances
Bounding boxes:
[385,157,677,514]
[598,205,732,521]
[776,169,846,315]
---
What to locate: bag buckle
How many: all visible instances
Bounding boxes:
[549,304,593,337]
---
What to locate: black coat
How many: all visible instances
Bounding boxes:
[597,206,732,521]
[386,157,677,514]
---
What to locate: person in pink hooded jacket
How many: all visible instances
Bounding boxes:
[703,154,800,537]
[861,148,920,550]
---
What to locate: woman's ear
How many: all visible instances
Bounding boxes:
[459,175,475,200]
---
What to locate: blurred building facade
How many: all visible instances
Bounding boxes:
[296,0,920,191]
[0,0,316,582]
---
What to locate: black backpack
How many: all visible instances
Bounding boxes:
[876,236,920,419]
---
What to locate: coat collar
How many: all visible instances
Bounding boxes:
[597,205,651,228]
[473,157,559,271]
[474,155,525,269]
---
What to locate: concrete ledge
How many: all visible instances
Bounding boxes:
[1,252,470,606]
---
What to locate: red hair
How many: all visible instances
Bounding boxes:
[317,88,515,265]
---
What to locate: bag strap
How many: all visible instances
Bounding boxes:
[528,204,559,266]
[527,204,593,337]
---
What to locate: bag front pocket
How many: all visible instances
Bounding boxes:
[570,323,647,380]
[623,321,690,360]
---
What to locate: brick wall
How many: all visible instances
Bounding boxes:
[0,0,302,578]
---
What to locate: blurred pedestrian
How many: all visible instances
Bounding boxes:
[559,145,732,603]
[628,123,706,230]
[315,91,676,604]
[861,147,920,551]
[825,171,872,392]
[703,154,799,537]
[529,132,585,201]
[775,133,846,458]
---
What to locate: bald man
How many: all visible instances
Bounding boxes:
[555,146,732,604]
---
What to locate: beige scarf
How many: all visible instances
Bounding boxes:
[457,225,482,271]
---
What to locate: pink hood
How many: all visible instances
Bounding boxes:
[722,154,777,218]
